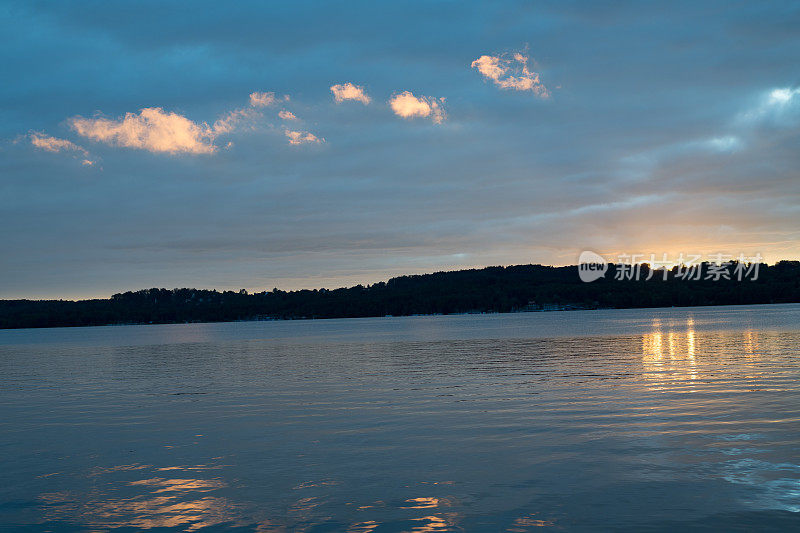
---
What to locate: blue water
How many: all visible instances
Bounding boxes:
[1,304,799,531]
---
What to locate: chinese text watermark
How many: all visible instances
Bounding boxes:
[578,252,763,282]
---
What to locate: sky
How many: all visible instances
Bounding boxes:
[1,0,799,299]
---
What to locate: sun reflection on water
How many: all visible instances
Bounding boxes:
[743,329,760,355]
[641,317,698,391]
[640,316,770,393]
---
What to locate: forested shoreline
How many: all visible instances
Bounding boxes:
[2,261,798,329]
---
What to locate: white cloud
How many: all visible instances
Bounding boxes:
[70,107,217,154]
[704,136,743,153]
[249,91,277,107]
[626,86,800,172]
[471,51,549,97]
[739,86,800,125]
[278,110,298,121]
[389,91,446,123]
[284,129,323,145]
[330,83,371,104]
[768,87,800,105]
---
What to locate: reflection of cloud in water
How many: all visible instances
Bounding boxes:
[129,477,226,493]
[507,514,555,531]
[289,495,325,515]
[293,479,339,490]
[356,500,385,510]
[347,520,379,532]
[156,463,226,472]
[402,497,442,509]
[39,490,245,531]
[407,515,454,532]
[347,494,460,532]
[90,463,152,475]
[722,458,800,512]
[38,464,260,531]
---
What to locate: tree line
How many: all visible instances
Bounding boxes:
[1,261,798,329]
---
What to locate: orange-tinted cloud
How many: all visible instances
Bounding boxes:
[29,132,96,165]
[70,107,217,154]
[389,91,446,123]
[249,91,277,107]
[278,110,298,121]
[330,83,371,104]
[30,132,88,155]
[471,51,549,97]
[212,107,258,134]
[284,129,323,145]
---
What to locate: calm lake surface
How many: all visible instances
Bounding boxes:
[1,304,799,532]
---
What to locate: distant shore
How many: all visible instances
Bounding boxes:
[2,261,799,330]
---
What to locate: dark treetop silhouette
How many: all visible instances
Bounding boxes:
[1,261,798,329]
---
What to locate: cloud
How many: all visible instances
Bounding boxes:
[389,91,446,123]
[29,132,88,155]
[55,92,305,157]
[767,87,800,105]
[704,136,743,153]
[213,107,259,134]
[29,132,96,165]
[622,85,800,181]
[249,91,277,107]
[471,51,549,97]
[330,83,371,105]
[738,87,800,125]
[70,107,217,154]
[284,129,323,145]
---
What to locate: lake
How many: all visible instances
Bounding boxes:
[1,304,799,531]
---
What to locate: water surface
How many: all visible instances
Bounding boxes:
[1,304,799,531]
